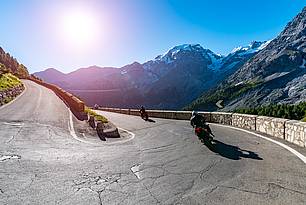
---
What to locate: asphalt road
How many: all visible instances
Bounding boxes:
[0,80,306,205]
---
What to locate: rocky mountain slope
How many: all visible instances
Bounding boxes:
[0,47,29,78]
[0,47,28,105]
[186,6,306,111]
[34,42,267,109]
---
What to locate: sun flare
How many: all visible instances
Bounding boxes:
[59,9,100,48]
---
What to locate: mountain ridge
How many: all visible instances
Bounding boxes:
[186,6,306,111]
[34,41,267,109]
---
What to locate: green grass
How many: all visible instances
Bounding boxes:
[0,73,22,91]
[85,107,108,123]
[302,117,306,122]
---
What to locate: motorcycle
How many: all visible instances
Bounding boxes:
[195,126,213,145]
[140,111,149,121]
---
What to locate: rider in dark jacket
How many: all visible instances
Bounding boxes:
[139,106,148,120]
[140,106,146,115]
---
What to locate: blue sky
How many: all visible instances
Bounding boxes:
[0,0,305,73]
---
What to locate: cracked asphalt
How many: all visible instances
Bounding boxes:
[0,80,306,204]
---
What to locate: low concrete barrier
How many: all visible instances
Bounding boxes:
[97,107,306,148]
[28,78,86,120]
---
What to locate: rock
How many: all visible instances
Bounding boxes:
[96,122,106,141]
[103,127,120,138]
[88,116,96,128]
[0,84,24,106]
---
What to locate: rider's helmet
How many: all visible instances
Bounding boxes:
[192,110,198,117]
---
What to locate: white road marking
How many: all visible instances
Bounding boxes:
[33,84,42,113]
[68,110,96,145]
[104,127,135,145]
[131,164,141,179]
[3,122,23,126]
[0,81,27,110]
[212,123,306,164]
[0,155,21,161]
[68,111,135,145]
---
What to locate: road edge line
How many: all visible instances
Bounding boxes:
[68,110,96,145]
[105,127,135,145]
[212,123,306,164]
[68,111,135,145]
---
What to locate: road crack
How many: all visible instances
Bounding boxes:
[143,183,161,204]
[268,182,306,195]
[200,159,222,180]
[72,173,124,205]
[140,143,175,152]
[220,185,266,195]
[6,125,23,144]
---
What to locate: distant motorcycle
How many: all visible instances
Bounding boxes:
[140,106,149,121]
[195,126,213,145]
[140,110,149,121]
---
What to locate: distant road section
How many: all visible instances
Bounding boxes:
[0,80,69,128]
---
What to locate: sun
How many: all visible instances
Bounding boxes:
[59,9,100,48]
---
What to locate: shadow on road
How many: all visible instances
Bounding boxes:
[145,118,156,123]
[206,140,263,160]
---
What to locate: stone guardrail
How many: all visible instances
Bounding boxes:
[97,107,306,148]
[28,78,86,120]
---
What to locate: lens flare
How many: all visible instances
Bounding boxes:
[59,8,100,49]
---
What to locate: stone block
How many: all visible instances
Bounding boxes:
[232,113,257,130]
[210,112,232,125]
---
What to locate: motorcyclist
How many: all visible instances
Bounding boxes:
[140,106,145,114]
[139,106,148,120]
[190,111,213,135]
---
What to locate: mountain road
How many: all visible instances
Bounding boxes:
[0,80,306,204]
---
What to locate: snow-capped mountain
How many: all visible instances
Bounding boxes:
[153,44,222,66]
[187,6,306,111]
[230,41,271,56]
[217,41,271,74]
[34,42,266,109]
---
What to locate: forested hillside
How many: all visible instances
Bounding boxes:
[0,47,29,78]
[235,102,306,121]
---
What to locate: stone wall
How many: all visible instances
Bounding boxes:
[232,113,257,130]
[210,112,232,125]
[97,107,306,148]
[285,120,306,147]
[198,112,211,122]
[0,84,24,106]
[256,116,288,139]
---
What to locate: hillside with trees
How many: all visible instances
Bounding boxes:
[0,47,29,78]
[234,102,306,121]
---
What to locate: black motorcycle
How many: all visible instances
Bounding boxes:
[140,110,149,121]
